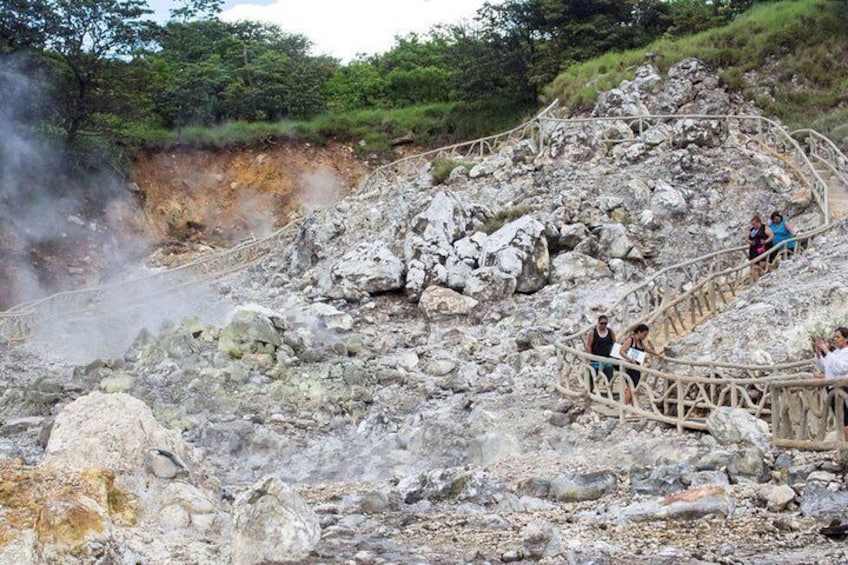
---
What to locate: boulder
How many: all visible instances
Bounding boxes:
[650,180,688,219]
[41,392,184,475]
[330,240,405,295]
[479,216,550,293]
[231,476,321,565]
[549,252,612,286]
[800,483,848,520]
[218,306,281,358]
[463,267,517,302]
[596,224,643,260]
[706,407,770,449]
[522,521,563,560]
[418,286,479,319]
[620,485,733,522]
[550,471,617,502]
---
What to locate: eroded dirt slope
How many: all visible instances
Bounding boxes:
[130,141,370,266]
[0,141,370,309]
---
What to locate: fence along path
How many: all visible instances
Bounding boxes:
[0,102,846,446]
[0,105,828,343]
[552,118,848,444]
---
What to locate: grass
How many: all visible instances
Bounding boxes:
[543,0,848,136]
[430,157,473,185]
[125,103,465,157]
[482,205,535,234]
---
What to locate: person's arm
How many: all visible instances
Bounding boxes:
[645,340,661,356]
[785,221,796,236]
[620,337,637,364]
[609,329,616,344]
[763,225,774,245]
[586,331,594,354]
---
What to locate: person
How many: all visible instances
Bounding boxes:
[768,210,797,262]
[619,323,660,404]
[746,213,773,277]
[587,315,616,383]
[813,327,848,439]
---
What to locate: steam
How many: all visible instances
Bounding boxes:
[233,190,275,239]
[0,57,234,362]
[29,277,234,363]
[298,168,343,213]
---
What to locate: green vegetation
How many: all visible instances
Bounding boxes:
[2,0,847,175]
[482,206,535,234]
[430,157,473,185]
[544,0,848,137]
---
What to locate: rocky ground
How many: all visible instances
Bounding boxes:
[2,58,848,564]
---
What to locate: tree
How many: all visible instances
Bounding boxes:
[169,0,223,22]
[0,0,52,52]
[43,0,156,145]
[150,19,334,125]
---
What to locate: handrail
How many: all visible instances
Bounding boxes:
[771,376,848,450]
[354,100,560,199]
[791,128,848,205]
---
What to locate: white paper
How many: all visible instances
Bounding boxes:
[611,343,645,365]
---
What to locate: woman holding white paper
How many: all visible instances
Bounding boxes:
[620,323,659,404]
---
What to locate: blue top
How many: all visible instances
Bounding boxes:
[769,219,796,250]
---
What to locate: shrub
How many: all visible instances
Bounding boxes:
[430,157,471,185]
[718,67,746,92]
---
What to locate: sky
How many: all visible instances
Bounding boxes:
[149,0,491,62]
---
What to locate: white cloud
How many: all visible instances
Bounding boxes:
[220,0,490,62]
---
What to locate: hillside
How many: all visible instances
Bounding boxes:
[2,57,848,563]
[546,0,848,147]
[3,2,848,563]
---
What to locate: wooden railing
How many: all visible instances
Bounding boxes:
[550,113,843,437]
[772,376,848,450]
[354,100,560,199]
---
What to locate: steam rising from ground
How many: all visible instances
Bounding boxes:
[29,279,233,363]
[0,58,235,361]
[298,168,343,213]
[0,58,157,312]
[234,190,275,239]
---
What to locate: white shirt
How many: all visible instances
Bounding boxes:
[814,346,848,379]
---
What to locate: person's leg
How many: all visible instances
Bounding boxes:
[625,369,640,405]
[588,362,599,393]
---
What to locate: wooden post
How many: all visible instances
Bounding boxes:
[677,378,684,433]
[770,384,782,442]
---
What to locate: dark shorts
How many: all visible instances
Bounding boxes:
[749,245,768,261]
[626,368,641,387]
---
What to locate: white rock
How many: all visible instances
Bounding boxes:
[232,476,321,565]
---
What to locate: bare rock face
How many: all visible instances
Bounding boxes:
[418,286,478,319]
[480,216,550,293]
[231,476,321,565]
[329,240,405,297]
[706,407,771,450]
[35,392,227,560]
[41,391,185,474]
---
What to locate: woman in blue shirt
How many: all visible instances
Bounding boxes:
[768,210,797,263]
